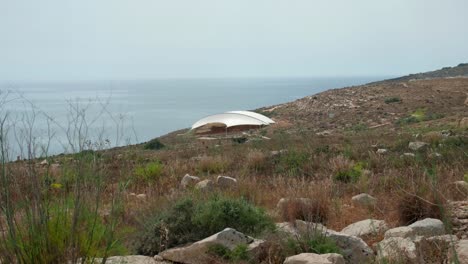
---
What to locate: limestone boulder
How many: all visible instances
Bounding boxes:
[216,175,237,188]
[408,218,446,237]
[181,174,200,189]
[408,141,429,151]
[341,219,388,238]
[351,193,377,208]
[324,229,374,264]
[195,179,214,192]
[284,253,345,264]
[159,228,253,264]
[384,226,416,239]
[376,237,418,263]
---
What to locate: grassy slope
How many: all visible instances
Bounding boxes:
[3,75,467,261]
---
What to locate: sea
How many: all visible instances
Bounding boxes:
[0,76,387,157]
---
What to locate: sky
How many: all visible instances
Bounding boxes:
[1,0,468,81]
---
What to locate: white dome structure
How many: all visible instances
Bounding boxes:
[191,111,274,133]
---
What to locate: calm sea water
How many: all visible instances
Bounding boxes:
[0,77,386,156]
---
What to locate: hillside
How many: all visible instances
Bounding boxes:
[372,63,468,84]
[258,77,468,134]
[1,68,468,263]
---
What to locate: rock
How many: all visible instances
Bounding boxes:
[376,237,418,263]
[181,174,200,189]
[449,181,468,201]
[459,117,468,128]
[429,152,442,158]
[401,152,415,158]
[39,159,49,165]
[341,219,388,238]
[276,220,327,237]
[136,194,147,200]
[324,229,374,263]
[449,201,468,239]
[276,221,373,263]
[441,130,453,137]
[159,228,253,264]
[270,149,288,157]
[408,141,429,151]
[408,218,446,237]
[81,255,169,264]
[351,193,377,208]
[453,239,468,264]
[277,198,313,211]
[216,175,237,188]
[284,253,345,264]
[384,226,416,239]
[195,179,214,192]
[376,149,388,155]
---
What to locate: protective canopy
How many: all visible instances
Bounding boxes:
[191,111,274,130]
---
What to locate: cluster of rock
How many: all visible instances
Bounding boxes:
[181,174,238,191]
[450,200,468,239]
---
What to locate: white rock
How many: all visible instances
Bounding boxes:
[351,193,377,207]
[181,174,200,189]
[376,149,388,155]
[376,237,418,263]
[160,228,253,264]
[277,198,313,212]
[324,229,374,263]
[136,194,147,200]
[341,219,388,238]
[216,176,238,188]
[384,226,416,239]
[81,255,169,264]
[276,221,373,263]
[39,159,49,165]
[195,179,214,192]
[453,239,468,264]
[401,153,415,158]
[284,253,345,264]
[408,141,428,151]
[408,218,445,237]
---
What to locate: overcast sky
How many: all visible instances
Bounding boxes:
[1,0,468,81]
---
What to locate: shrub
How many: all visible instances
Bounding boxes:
[134,161,163,183]
[384,97,402,104]
[253,230,341,263]
[134,195,274,255]
[334,162,363,183]
[275,150,309,176]
[396,109,444,125]
[144,138,165,150]
[285,233,341,255]
[208,244,249,262]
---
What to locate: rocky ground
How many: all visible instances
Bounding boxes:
[1,70,467,263]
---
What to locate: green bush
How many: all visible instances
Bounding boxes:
[134,161,164,183]
[144,138,165,150]
[286,233,341,255]
[396,109,444,125]
[334,162,363,183]
[134,195,274,255]
[208,244,249,262]
[384,97,402,104]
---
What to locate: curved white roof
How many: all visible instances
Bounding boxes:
[191,111,273,130]
[227,111,275,124]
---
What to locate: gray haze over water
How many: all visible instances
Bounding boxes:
[0,77,385,156]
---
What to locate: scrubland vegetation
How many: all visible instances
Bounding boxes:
[0,77,467,263]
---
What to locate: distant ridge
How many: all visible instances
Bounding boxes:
[372,63,468,84]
